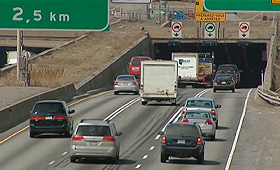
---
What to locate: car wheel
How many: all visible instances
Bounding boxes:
[30,131,35,138]
[216,120,219,128]
[197,150,204,164]
[160,152,168,163]
[108,157,117,164]
[114,91,118,95]
[64,130,71,137]
[70,156,76,163]
[134,91,139,95]
[171,99,176,105]
[232,88,235,93]
[210,133,216,141]
[213,88,216,93]
[142,101,147,105]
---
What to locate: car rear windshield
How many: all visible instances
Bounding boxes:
[186,100,213,108]
[117,76,135,81]
[184,111,210,119]
[132,58,140,66]
[217,66,238,74]
[76,125,111,136]
[216,75,232,80]
[32,103,65,115]
[166,124,199,136]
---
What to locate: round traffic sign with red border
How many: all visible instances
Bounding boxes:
[171,22,182,32]
[239,22,250,33]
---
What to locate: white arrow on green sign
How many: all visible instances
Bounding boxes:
[203,0,280,12]
[0,0,109,31]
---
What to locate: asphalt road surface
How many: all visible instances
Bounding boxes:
[0,87,278,170]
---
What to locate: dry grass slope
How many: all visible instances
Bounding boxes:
[0,21,147,88]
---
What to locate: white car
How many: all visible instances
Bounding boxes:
[181,97,221,128]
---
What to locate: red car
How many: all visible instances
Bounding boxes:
[128,56,152,83]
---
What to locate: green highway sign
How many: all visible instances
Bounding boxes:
[204,0,280,12]
[0,0,109,31]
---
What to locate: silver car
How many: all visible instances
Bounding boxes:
[114,75,139,95]
[70,119,122,163]
[180,109,216,140]
[182,97,221,128]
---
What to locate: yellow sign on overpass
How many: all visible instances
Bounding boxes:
[195,0,226,22]
[272,0,280,4]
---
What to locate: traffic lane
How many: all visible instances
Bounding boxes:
[139,89,251,170]
[59,88,194,170]
[0,91,138,170]
[230,89,280,170]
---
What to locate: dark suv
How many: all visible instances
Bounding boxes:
[29,99,75,138]
[159,122,205,164]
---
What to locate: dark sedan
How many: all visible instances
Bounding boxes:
[213,73,235,93]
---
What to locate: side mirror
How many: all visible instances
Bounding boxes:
[117,131,123,136]
[69,110,75,114]
[215,104,221,108]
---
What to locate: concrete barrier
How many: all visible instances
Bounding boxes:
[0,83,77,133]
[76,35,152,94]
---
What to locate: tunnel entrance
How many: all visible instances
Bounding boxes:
[153,42,267,88]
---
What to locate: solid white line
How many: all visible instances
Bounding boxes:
[224,89,253,170]
[104,97,140,120]
[62,151,67,155]
[155,106,183,140]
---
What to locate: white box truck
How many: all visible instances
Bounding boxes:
[172,52,199,87]
[140,60,178,105]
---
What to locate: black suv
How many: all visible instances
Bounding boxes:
[159,122,205,164]
[29,99,75,138]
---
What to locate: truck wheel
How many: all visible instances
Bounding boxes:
[142,101,147,105]
[171,99,176,105]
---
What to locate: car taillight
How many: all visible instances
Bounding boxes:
[210,109,216,116]
[182,119,189,123]
[161,136,166,144]
[133,81,137,85]
[30,116,45,120]
[213,80,217,84]
[230,80,235,84]
[53,115,68,120]
[197,137,202,145]
[205,119,213,125]
[114,82,119,86]
[182,108,187,114]
[72,135,84,141]
[103,136,116,141]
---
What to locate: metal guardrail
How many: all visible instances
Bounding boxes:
[257,87,280,106]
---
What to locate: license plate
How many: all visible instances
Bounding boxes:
[45,116,52,120]
[89,142,98,146]
[178,140,185,144]
[221,81,227,84]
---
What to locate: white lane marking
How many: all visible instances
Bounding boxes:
[155,106,183,140]
[149,146,155,151]
[104,97,140,121]
[155,88,212,140]
[195,89,211,97]
[62,151,67,155]
[143,155,148,159]
[224,89,253,170]
[48,161,55,165]
[135,164,141,169]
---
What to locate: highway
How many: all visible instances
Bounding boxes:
[0,87,252,170]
